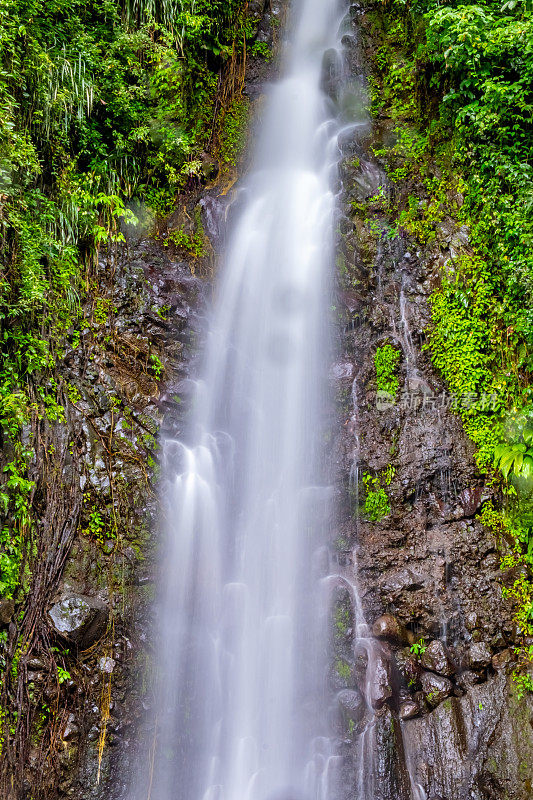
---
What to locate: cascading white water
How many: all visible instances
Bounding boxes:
[134,2,358,800]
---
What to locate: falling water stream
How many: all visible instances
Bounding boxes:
[132,1,382,800]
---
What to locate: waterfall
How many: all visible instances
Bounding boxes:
[132,2,358,800]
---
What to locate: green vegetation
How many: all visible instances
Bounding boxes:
[513,671,533,700]
[219,96,250,168]
[0,0,251,604]
[335,658,352,681]
[334,604,350,638]
[375,341,401,399]
[410,638,427,658]
[362,466,394,522]
[368,0,533,676]
[56,666,71,685]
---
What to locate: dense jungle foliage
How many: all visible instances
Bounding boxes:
[0,0,249,599]
[371,0,533,683]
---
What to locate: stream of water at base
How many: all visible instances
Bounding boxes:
[134,1,371,799]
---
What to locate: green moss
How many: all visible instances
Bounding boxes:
[375,342,401,399]
[362,472,391,522]
[249,41,272,61]
[219,97,250,167]
[335,659,352,681]
[334,605,350,638]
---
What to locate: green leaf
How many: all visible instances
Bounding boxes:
[494,443,509,462]
[521,456,533,480]
[513,453,524,475]
[500,452,516,479]
[523,428,533,445]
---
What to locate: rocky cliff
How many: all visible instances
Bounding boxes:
[329,6,533,799]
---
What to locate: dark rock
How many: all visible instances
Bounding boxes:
[199,195,226,245]
[368,648,393,709]
[62,713,79,741]
[395,649,422,689]
[381,567,425,594]
[27,671,45,683]
[468,642,492,671]
[0,598,15,626]
[330,358,354,383]
[492,649,513,671]
[465,612,479,631]
[420,640,455,677]
[399,699,420,720]
[458,487,484,517]
[420,672,453,707]
[373,705,413,800]
[403,671,533,798]
[341,289,364,315]
[372,614,410,645]
[27,656,45,670]
[48,594,108,648]
[320,48,344,101]
[98,656,116,674]
[456,670,482,691]
[337,688,365,729]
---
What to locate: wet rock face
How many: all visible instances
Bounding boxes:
[420,672,452,707]
[48,594,108,648]
[468,642,492,671]
[399,699,419,720]
[404,673,533,800]
[420,640,455,677]
[372,614,410,645]
[329,4,533,799]
[337,688,365,729]
[368,647,393,709]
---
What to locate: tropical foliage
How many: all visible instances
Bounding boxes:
[0,0,248,598]
[369,0,533,660]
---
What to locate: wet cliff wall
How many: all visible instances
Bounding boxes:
[329,4,533,799]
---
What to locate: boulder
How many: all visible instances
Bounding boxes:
[399,699,420,720]
[48,594,108,648]
[98,656,116,674]
[320,48,343,101]
[468,642,492,671]
[372,614,410,645]
[368,649,393,709]
[420,640,455,677]
[458,487,484,517]
[420,672,453,707]
[381,568,425,594]
[456,670,482,691]
[492,649,512,671]
[337,688,365,730]
[62,713,79,741]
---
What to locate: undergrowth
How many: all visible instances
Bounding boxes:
[375,341,401,399]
